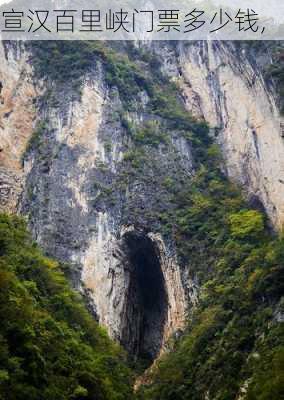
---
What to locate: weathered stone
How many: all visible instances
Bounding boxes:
[179,41,284,230]
[0,40,283,362]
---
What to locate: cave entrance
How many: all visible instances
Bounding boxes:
[121,231,168,366]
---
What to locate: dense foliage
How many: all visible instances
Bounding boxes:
[137,166,284,399]
[123,43,284,399]
[0,214,133,400]
[23,40,284,399]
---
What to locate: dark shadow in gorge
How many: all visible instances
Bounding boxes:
[121,231,168,368]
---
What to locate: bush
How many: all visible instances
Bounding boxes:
[0,214,133,400]
[229,210,264,240]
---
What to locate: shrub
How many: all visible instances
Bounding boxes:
[228,210,264,240]
[0,214,133,400]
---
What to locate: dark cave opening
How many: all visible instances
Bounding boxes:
[121,232,168,365]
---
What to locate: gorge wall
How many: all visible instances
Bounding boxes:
[0,40,283,362]
[156,40,284,230]
[0,42,37,213]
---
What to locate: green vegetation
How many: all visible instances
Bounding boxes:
[132,121,169,147]
[29,42,147,105]
[24,41,284,399]
[123,148,147,170]
[29,42,99,91]
[247,342,284,400]
[114,45,284,400]
[136,165,284,399]
[229,210,264,240]
[0,214,133,400]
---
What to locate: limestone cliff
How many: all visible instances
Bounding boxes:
[156,41,284,230]
[0,41,193,362]
[0,40,283,364]
[0,42,38,213]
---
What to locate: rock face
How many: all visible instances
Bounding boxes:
[82,225,187,361]
[156,41,284,229]
[0,40,283,360]
[176,41,284,230]
[0,42,38,213]
[18,54,193,360]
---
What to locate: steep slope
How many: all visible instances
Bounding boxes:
[136,205,284,399]
[155,41,284,230]
[0,40,283,399]
[0,213,133,400]
[182,41,284,230]
[0,42,38,213]
[18,41,202,364]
